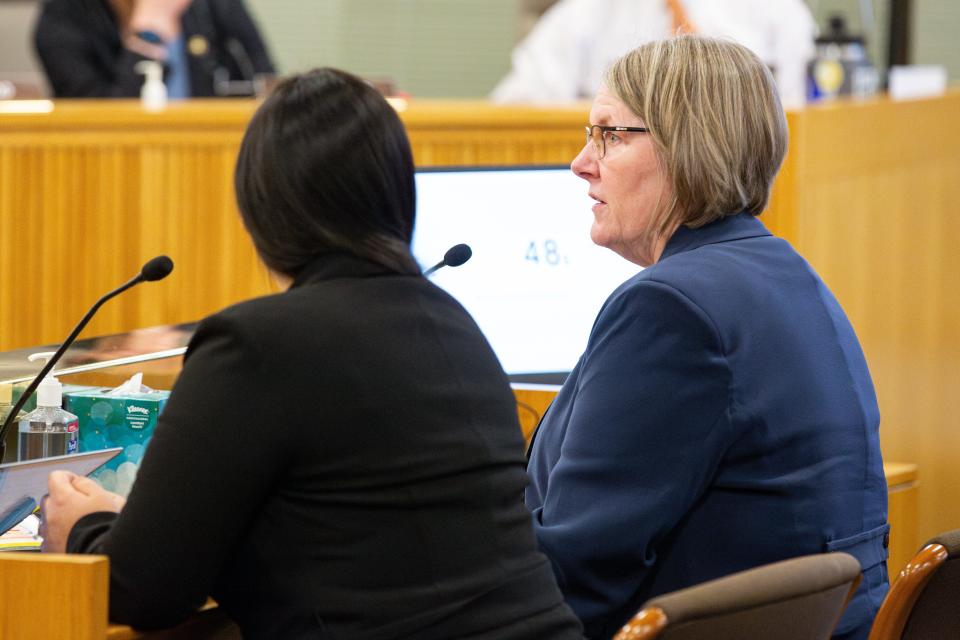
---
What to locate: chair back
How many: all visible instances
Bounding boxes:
[614,552,862,640]
[869,528,960,639]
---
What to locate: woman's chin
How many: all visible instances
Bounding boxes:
[589,225,609,249]
[590,226,626,258]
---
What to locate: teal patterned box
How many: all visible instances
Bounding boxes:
[64,388,170,496]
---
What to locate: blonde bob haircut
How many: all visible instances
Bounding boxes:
[605,35,788,238]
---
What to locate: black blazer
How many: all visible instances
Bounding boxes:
[68,254,583,640]
[34,0,274,98]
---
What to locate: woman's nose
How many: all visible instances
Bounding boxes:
[571,143,598,181]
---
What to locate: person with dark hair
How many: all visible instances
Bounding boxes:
[39,68,583,640]
[34,0,274,98]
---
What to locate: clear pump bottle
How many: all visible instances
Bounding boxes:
[18,353,79,461]
[135,60,167,112]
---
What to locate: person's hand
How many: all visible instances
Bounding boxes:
[129,0,194,42]
[39,471,126,554]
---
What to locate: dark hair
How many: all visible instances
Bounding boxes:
[235,68,419,277]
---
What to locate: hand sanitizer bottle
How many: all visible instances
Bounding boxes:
[135,60,167,112]
[18,352,80,461]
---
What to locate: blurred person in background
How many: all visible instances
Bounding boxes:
[493,0,817,107]
[34,0,274,98]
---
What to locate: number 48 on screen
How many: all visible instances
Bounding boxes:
[525,240,568,266]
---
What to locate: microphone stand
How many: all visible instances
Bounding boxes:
[0,258,171,461]
[423,261,447,277]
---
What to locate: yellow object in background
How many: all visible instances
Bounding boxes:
[188,35,209,57]
[814,58,845,96]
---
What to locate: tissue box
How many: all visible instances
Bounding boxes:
[64,388,170,496]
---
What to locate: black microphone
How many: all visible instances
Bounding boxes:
[226,38,257,83]
[423,243,472,277]
[141,255,174,281]
[0,256,174,460]
[214,39,258,96]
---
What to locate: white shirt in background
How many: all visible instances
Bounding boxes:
[492,0,817,107]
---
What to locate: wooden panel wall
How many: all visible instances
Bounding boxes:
[776,92,960,545]
[0,101,271,351]
[0,99,586,352]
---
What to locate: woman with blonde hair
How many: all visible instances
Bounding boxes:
[526,35,887,639]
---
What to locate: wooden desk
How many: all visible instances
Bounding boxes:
[885,462,920,578]
[0,553,107,640]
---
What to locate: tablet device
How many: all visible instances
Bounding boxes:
[0,448,122,536]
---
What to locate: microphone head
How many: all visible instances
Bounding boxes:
[141,255,174,282]
[444,243,472,268]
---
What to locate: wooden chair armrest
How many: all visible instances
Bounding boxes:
[613,606,669,640]
[868,543,949,640]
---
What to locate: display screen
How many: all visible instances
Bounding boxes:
[412,166,641,377]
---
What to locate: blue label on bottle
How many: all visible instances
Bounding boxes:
[67,432,78,454]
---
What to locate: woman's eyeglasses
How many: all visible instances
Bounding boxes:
[585,125,650,159]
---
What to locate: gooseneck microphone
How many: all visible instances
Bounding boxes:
[423,243,473,277]
[227,39,257,84]
[140,255,174,282]
[0,256,174,460]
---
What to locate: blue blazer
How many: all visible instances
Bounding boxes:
[526,213,888,639]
